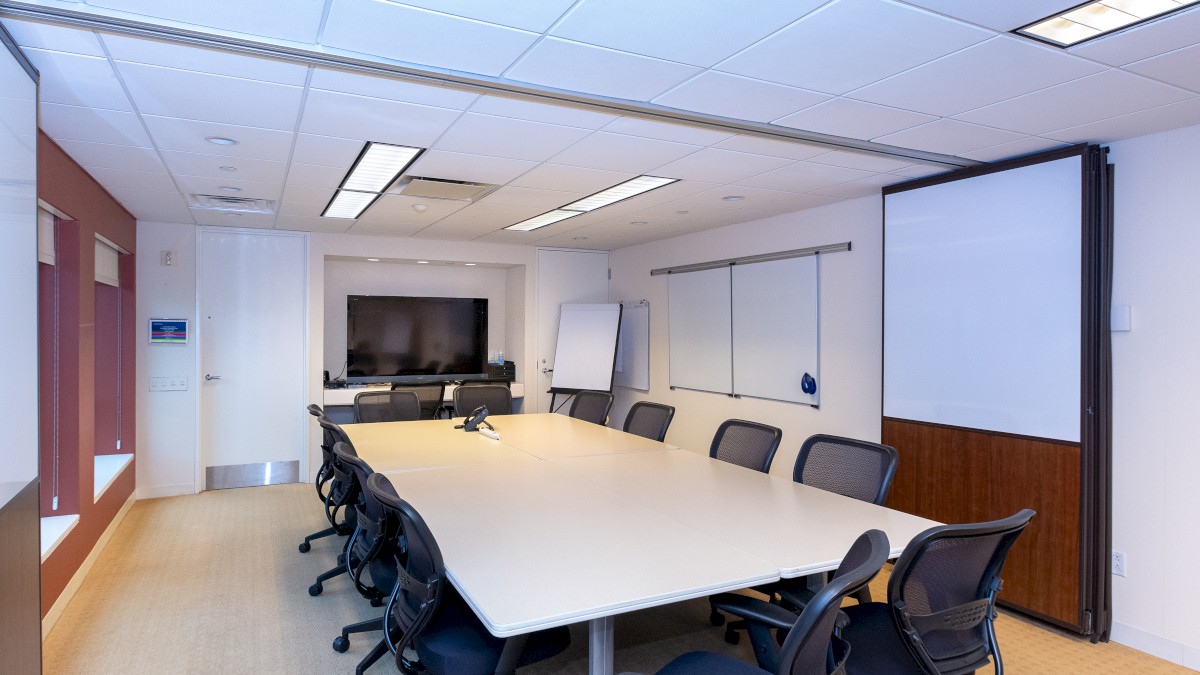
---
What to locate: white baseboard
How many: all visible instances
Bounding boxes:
[1111,622,1200,672]
[41,493,136,640]
[136,483,196,499]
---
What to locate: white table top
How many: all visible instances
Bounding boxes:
[484,413,677,458]
[343,419,537,473]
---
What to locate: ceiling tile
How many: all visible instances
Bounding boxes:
[509,164,637,193]
[284,162,345,187]
[277,200,327,218]
[717,0,990,95]
[192,211,278,228]
[873,119,1026,154]
[599,117,733,146]
[550,0,827,67]
[958,136,1067,162]
[1069,6,1200,66]
[290,133,366,170]
[1125,44,1200,94]
[275,215,353,234]
[433,113,592,162]
[774,98,935,140]
[735,161,876,192]
[467,95,618,129]
[299,89,463,148]
[406,150,539,185]
[954,69,1195,135]
[160,150,285,183]
[117,62,304,130]
[1,19,104,56]
[87,0,327,43]
[104,186,193,223]
[309,68,479,109]
[142,116,294,160]
[359,194,471,221]
[894,0,1070,31]
[1043,97,1200,145]
[378,0,577,32]
[87,166,176,191]
[650,148,794,183]
[547,131,701,173]
[22,48,131,111]
[172,174,283,201]
[504,38,701,102]
[102,33,308,85]
[712,135,830,161]
[653,71,831,123]
[58,139,164,172]
[39,103,152,147]
[323,0,538,77]
[889,164,949,178]
[807,172,901,198]
[848,36,1104,117]
[680,184,822,206]
[805,150,920,172]
[419,202,547,235]
[280,184,337,207]
[346,220,428,237]
[477,185,586,211]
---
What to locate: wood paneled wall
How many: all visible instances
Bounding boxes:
[0,480,42,674]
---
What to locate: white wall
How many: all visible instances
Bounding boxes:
[135,221,199,498]
[608,196,883,476]
[322,260,509,376]
[1105,123,1200,668]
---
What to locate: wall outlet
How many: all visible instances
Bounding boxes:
[1112,550,1127,577]
[149,376,188,392]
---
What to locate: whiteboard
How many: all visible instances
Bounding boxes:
[732,256,819,405]
[884,156,1081,441]
[550,304,622,391]
[668,268,732,393]
[615,301,650,391]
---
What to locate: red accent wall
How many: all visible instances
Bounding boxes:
[37,132,138,615]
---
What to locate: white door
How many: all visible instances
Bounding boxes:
[535,249,609,413]
[198,229,308,489]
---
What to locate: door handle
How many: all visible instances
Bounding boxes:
[205,373,223,381]
[540,367,553,375]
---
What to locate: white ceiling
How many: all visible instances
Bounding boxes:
[3,0,1199,250]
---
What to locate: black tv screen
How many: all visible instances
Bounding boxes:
[346,295,488,384]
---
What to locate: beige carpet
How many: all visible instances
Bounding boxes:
[43,483,1192,674]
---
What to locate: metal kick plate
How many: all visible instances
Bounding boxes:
[205,461,299,490]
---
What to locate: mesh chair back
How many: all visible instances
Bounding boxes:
[308,404,336,496]
[355,390,422,423]
[622,401,675,442]
[453,383,512,416]
[568,390,614,425]
[391,383,446,420]
[794,434,900,506]
[777,529,890,675]
[887,509,1036,674]
[334,443,392,598]
[709,419,783,473]
[318,419,359,528]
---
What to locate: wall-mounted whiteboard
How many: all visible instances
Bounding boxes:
[615,300,649,391]
[668,268,732,394]
[884,156,1081,441]
[550,303,622,391]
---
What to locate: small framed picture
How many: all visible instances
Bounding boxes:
[149,319,188,344]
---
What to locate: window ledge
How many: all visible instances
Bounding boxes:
[94,453,134,502]
[41,514,79,562]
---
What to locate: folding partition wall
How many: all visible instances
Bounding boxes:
[882,145,1112,638]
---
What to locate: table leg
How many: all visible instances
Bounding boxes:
[588,615,615,675]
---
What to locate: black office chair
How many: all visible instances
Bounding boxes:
[710,419,783,473]
[335,473,570,675]
[354,390,421,423]
[661,530,890,675]
[390,382,447,420]
[842,509,1036,675]
[307,426,364,597]
[299,404,347,554]
[567,390,614,425]
[622,401,675,442]
[453,382,512,416]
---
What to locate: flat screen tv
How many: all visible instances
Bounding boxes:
[346,295,488,384]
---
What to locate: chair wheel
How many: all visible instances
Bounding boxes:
[709,609,725,626]
[370,596,385,607]
[332,635,349,653]
[724,628,740,645]
[309,582,323,596]
[299,542,311,553]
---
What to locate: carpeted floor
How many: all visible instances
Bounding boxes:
[42,484,1193,674]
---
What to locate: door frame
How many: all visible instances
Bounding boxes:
[194,226,310,492]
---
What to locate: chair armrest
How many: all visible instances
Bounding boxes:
[710,593,799,630]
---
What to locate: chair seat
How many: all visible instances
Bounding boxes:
[416,587,570,675]
[656,651,768,675]
[841,603,924,675]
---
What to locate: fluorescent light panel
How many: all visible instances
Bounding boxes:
[322,141,423,219]
[505,175,678,231]
[323,190,379,219]
[1016,0,1198,47]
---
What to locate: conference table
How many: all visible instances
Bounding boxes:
[343,413,938,675]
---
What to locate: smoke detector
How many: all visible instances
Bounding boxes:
[189,194,277,214]
[391,176,498,202]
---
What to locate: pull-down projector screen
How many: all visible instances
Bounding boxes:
[884,156,1081,442]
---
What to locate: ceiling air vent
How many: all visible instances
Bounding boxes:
[391,176,499,202]
[189,194,277,214]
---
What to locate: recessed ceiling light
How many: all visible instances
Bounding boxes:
[630,221,648,225]
[676,210,689,215]
[505,210,582,232]
[1016,0,1200,47]
[219,166,238,172]
[205,136,238,146]
[563,176,678,212]
[412,203,428,213]
[417,260,430,264]
[464,263,477,266]
[321,190,378,219]
[722,195,745,201]
[219,186,241,193]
